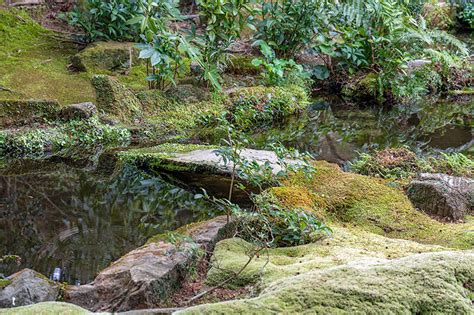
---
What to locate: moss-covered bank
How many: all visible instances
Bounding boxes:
[273,160,474,249]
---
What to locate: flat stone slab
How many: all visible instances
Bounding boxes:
[163,148,297,176]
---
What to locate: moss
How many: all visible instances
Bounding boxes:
[226,55,261,75]
[182,250,474,314]
[204,227,447,290]
[0,279,11,288]
[0,302,92,315]
[0,118,130,159]
[0,9,94,104]
[91,75,142,122]
[119,143,218,172]
[277,161,474,249]
[227,85,308,130]
[0,99,60,127]
[71,41,138,73]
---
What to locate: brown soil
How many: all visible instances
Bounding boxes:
[162,258,251,308]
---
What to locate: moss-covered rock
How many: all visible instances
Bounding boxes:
[0,99,60,127]
[91,75,142,122]
[0,301,96,315]
[226,55,261,75]
[181,250,474,314]
[276,161,474,249]
[204,227,446,289]
[71,41,138,73]
[227,85,308,130]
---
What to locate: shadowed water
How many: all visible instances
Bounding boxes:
[0,162,217,284]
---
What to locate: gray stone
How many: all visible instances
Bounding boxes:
[407,173,474,220]
[165,149,299,177]
[0,269,59,308]
[64,216,231,312]
[59,102,97,121]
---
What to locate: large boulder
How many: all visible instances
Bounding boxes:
[64,216,232,312]
[91,75,142,122]
[407,173,474,221]
[58,102,97,121]
[71,41,138,73]
[0,269,59,308]
[178,250,474,314]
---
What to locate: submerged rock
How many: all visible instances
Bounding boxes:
[58,102,98,121]
[64,216,232,312]
[91,75,142,122]
[407,173,474,221]
[179,250,474,314]
[0,269,59,308]
[71,41,138,73]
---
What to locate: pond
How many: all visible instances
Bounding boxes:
[0,160,217,285]
[254,96,473,164]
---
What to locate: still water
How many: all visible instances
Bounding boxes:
[254,96,473,164]
[0,162,216,284]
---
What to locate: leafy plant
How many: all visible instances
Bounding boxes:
[132,0,195,90]
[255,0,321,58]
[458,2,474,28]
[251,41,307,86]
[192,0,256,89]
[66,0,142,42]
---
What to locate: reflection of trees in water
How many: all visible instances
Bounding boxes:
[254,97,472,162]
[0,164,216,284]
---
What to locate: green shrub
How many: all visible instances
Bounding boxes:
[66,0,142,42]
[458,2,474,28]
[255,0,320,58]
[236,193,331,247]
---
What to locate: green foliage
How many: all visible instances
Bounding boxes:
[132,0,191,90]
[312,0,469,102]
[193,0,256,89]
[66,0,142,42]
[458,2,474,28]
[220,193,331,247]
[251,41,307,86]
[255,0,321,58]
[0,119,130,159]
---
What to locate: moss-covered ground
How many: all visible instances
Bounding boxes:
[0,9,94,104]
[272,160,474,249]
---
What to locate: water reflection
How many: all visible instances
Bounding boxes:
[0,163,217,284]
[254,96,473,164]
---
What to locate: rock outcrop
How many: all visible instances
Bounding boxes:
[407,173,473,220]
[64,216,233,312]
[0,269,59,308]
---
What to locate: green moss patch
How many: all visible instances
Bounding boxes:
[205,226,446,289]
[181,250,474,314]
[276,161,474,249]
[0,9,94,104]
[0,302,92,315]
